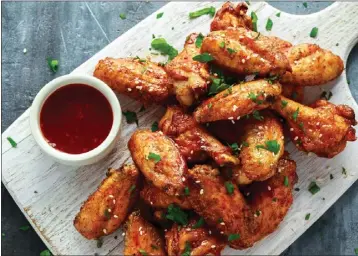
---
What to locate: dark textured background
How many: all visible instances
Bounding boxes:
[2,2,358,255]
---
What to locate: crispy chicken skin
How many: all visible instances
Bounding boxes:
[94,57,173,105]
[165,33,210,107]
[124,211,166,256]
[165,218,226,256]
[280,44,344,86]
[281,83,304,103]
[187,155,297,249]
[194,79,282,123]
[201,28,292,76]
[128,129,186,196]
[272,96,357,158]
[159,106,240,166]
[239,111,284,181]
[210,2,253,31]
[74,164,140,239]
[140,182,191,210]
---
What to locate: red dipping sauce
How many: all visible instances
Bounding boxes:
[40,84,113,154]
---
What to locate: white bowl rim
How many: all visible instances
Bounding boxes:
[29,74,121,164]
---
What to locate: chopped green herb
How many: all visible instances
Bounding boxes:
[189,6,216,19]
[229,142,239,155]
[256,140,280,155]
[242,141,249,147]
[7,137,17,148]
[305,213,310,220]
[195,33,204,48]
[139,105,146,112]
[225,181,235,195]
[151,121,159,132]
[151,244,159,250]
[182,241,191,256]
[252,110,264,121]
[119,13,126,20]
[151,38,178,60]
[152,34,156,39]
[156,12,164,19]
[193,53,214,63]
[292,108,299,122]
[184,186,190,196]
[284,176,289,187]
[104,209,111,219]
[266,75,279,84]
[276,12,281,17]
[227,48,237,54]
[291,91,298,100]
[166,204,188,225]
[251,12,258,32]
[310,27,318,38]
[320,91,333,100]
[139,249,148,256]
[217,217,223,223]
[330,174,334,180]
[97,238,103,248]
[299,122,304,131]
[40,250,52,256]
[354,248,358,255]
[129,185,136,194]
[248,92,264,104]
[303,2,308,8]
[342,167,347,177]
[219,41,225,48]
[228,233,240,242]
[192,217,205,229]
[272,197,278,202]
[308,181,320,195]
[281,100,288,109]
[208,78,229,95]
[245,0,250,5]
[122,110,138,126]
[255,210,261,216]
[19,225,30,231]
[47,58,59,73]
[266,18,273,31]
[347,79,351,85]
[148,152,161,163]
[254,32,261,40]
[208,103,212,109]
[135,56,146,63]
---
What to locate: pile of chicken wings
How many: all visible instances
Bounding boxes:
[74,2,357,255]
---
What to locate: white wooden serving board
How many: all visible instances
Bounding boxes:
[2,2,358,255]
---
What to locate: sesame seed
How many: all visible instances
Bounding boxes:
[109,195,114,198]
[258,126,263,130]
[231,120,235,124]
[211,245,216,249]
[294,136,299,141]
[196,180,201,184]
[134,80,139,84]
[23,48,27,54]
[127,88,132,92]
[113,200,116,204]
[246,192,251,196]
[233,105,238,111]
[122,232,125,236]
[108,209,112,212]
[319,134,323,138]
[281,136,284,139]
[150,201,153,205]
[316,122,320,125]
[114,215,118,218]
[220,231,224,234]
[209,230,212,234]
[190,150,193,154]
[103,229,107,234]
[136,86,142,90]
[186,228,191,231]
[268,186,271,191]
[253,53,259,58]
[200,189,204,195]
[242,59,246,63]
[140,231,143,235]
[290,128,294,131]
[220,222,225,225]
[228,116,234,120]
[182,177,186,182]
[237,116,241,120]
[239,35,244,39]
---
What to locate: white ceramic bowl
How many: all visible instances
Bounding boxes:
[29,74,122,166]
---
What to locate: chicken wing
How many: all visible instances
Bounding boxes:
[210,2,253,31]
[124,211,166,256]
[280,44,344,86]
[201,28,292,76]
[128,129,186,196]
[165,33,210,107]
[165,218,226,256]
[194,79,282,123]
[94,57,173,105]
[186,155,297,249]
[159,106,240,166]
[281,83,304,103]
[272,95,357,158]
[140,182,191,210]
[74,164,140,239]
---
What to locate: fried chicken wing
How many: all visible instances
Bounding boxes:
[159,106,240,166]
[186,156,297,249]
[194,79,282,123]
[124,211,166,256]
[239,111,284,181]
[74,164,140,239]
[281,83,304,103]
[165,33,210,107]
[201,28,292,76]
[272,95,357,157]
[94,57,173,105]
[140,182,191,210]
[165,218,226,256]
[280,44,344,86]
[210,2,252,31]
[128,129,186,195]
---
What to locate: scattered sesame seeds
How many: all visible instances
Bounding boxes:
[23,48,27,54]
[186,228,191,231]
[220,231,224,234]
[209,230,212,234]
[108,209,112,212]
[196,180,201,183]
[211,245,216,249]
[109,195,114,198]
[237,116,241,120]
[228,116,234,120]
[246,192,251,196]
[290,128,294,131]
[281,136,284,139]
[150,201,153,205]
[200,189,204,195]
[220,222,225,225]
[114,215,118,218]
[136,86,143,90]
[190,150,194,154]
[103,229,107,234]
[134,80,139,84]
[127,88,132,92]
[316,122,320,125]
[182,177,186,182]
[122,232,125,236]
[113,199,116,204]
[319,134,323,138]
[231,120,235,124]
[233,105,238,111]
[242,59,246,63]
[294,136,299,141]
[268,186,271,191]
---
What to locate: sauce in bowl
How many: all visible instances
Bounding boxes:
[40,83,113,154]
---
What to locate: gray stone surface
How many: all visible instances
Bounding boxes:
[1,2,357,255]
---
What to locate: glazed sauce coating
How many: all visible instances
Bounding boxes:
[40,84,113,154]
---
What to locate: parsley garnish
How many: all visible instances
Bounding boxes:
[47,58,58,73]
[151,38,178,60]
[252,110,264,121]
[40,250,52,256]
[305,213,310,220]
[104,209,111,219]
[284,176,289,187]
[256,140,280,155]
[135,56,146,63]
[320,91,333,100]
[219,41,225,48]
[354,248,358,255]
[151,244,159,250]
[225,181,235,195]
[148,152,161,163]
[342,167,347,177]
[299,122,304,131]
[228,233,240,242]
[303,2,308,8]
[266,75,279,84]
[248,92,264,104]
[272,197,278,202]
[19,225,30,231]
[129,185,136,194]
[208,103,212,109]
[192,217,205,229]
[122,110,138,126]
[251,12,258,32]
[193,53,214,63]
[208,78,230,96]
[242,141,249,147]
[139,249,148,256]
[195,33,204,48]
[281,100,288,109]
[7,137,17,148]
[151,121,159,132]
[119,13,126,20]
[97,238,103,248]
[182,241,191,256]
[184,186,190,196]
[266,18,273,31]
[189,6,216,19]
[156,12,164,19]
[308,181,320,195]
[310,27,318,38]
[292,108,299,122]
[166,204,188,225]
[276,12,281,17]
[229,143,239,155]
[245,0,250,5]
[227,48,237,54]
